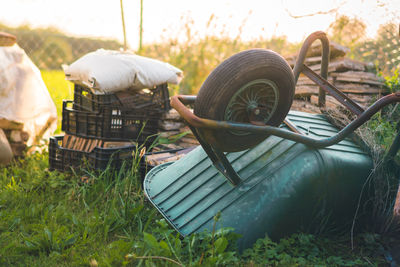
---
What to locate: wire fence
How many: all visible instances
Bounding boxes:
[1,24,122,70]
[0,1,399,75]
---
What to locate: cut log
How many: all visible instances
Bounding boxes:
[311,94,368,109]
[345,94,374,104]
[334,82,387,94]
[286,56,324,67]
[311,95,342,109]
[295,84,386,98]
[159,121,185,131]
[307,41,350,59]
[8,130,29,143]
[10,143,26,157]
[62,134,72,148]
[331,71,384,86]
[286,42,350,66]
[160,143,183,150]
[177,141,197,148]
[103,141,135,148]
[310,58,366,73]
[295,85,319,97]
[291,99,321,114]
[331,71,381,80]
[146,154,186,166]
[158,131,180,138]
[179,137,200,145]
[296,76,334,86]
[162,109,182,121]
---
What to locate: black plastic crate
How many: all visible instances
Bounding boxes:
[62,100,162,143]
[73,83,170,112]
[48,135,137,172]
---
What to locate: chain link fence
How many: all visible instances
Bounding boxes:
[1,2,398,74]
[1,23,122,70]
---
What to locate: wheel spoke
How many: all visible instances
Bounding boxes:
[225,79,279,135]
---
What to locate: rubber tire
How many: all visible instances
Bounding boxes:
[194,49,295,152]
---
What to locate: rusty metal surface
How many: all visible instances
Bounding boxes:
[292,31,329,108]
[169,31,400,184]
[171,92,400,149]
[301,65,365,116]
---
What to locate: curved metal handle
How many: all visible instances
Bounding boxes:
[293,31,330,108]
[171,92,400,149]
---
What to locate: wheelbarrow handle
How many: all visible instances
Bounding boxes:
[171,92,400,149]
[293,31,330,108]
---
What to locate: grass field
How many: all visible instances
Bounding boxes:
[0,70,395,266]
[41,70,74,134]
[0,149,387,266]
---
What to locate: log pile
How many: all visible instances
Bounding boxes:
[139,109,200,170]
[286,42,387,112]
[0,118,29,160]
[157,109,200,150]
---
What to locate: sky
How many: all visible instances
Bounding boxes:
[1,0,399,49]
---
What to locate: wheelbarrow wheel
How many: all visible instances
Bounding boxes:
[194,49,295,152]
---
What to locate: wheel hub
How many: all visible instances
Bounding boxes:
[224,79,279,135]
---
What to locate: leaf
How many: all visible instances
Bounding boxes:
[159,240,171,256]
[24,240,36,248]
[64,235,77,247]
[143,232,160,250]
[214,237,228,254]
[44,228,52,242]
[215,227,234,236]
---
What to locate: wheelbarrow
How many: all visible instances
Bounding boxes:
[143,31,400,250]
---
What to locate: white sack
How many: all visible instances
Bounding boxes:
[63,49,183,94]
[0,44,57,146]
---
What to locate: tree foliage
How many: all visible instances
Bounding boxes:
[328,15,367,50]
[355,23,400,74]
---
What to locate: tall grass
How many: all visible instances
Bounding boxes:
[3,15,397,265]
[41,70,74,133]
[138,15,300,95]
[0,151,386,266]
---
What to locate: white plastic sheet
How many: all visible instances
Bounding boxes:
[63,49,183,94]
[0,44,57,146]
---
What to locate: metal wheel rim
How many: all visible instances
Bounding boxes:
[224,79,279,136]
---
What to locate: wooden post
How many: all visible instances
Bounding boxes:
[139,0,143,51]
[120,0,127,51]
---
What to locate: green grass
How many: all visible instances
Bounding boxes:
[41,70,74,134]
[1,36,398,265]
[0,151,387,266]
[0,71,390,267]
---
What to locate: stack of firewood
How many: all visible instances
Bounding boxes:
[286,42,387,112]
[157,109,200,150]
[0,118,29,158]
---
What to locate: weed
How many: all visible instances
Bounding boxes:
[0,151,387,266]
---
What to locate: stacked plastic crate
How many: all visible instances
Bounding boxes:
[49,83,170,172]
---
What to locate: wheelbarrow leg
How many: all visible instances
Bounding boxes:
[188,125,241,186]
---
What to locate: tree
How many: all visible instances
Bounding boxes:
[327,15,366,49]
[355,23,400,74]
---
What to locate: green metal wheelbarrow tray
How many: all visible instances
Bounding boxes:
[143,32,400,250]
